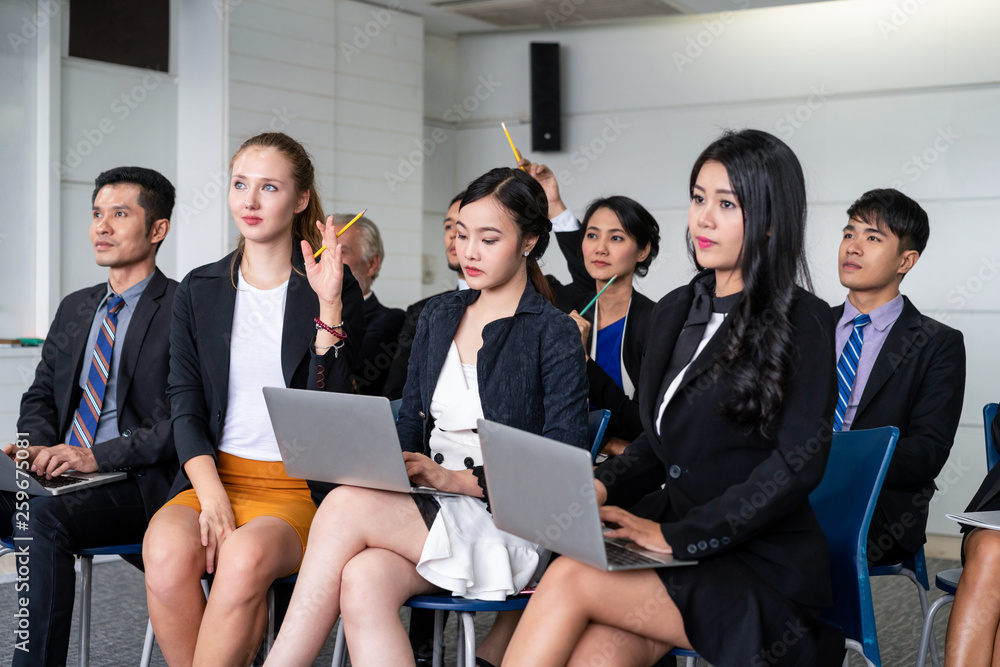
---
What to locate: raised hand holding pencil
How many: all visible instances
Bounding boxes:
[313,208,366,259]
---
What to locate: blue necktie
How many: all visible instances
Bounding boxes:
[833,313,871,432]
[68,295,125,448]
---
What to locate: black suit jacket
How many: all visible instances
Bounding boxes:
[833,297,966,553]
[353,292,405,396]
[596,283,837,609]
[166,246,366,499]
[17,268,179,521]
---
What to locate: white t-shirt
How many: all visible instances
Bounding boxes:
[218,268,289,461]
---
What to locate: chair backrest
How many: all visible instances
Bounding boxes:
[810,426,899,667]
[588,409,611,462]
[390,398,402,422]
[985,403,999,472]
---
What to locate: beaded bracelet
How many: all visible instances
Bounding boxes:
[314,317,347,340]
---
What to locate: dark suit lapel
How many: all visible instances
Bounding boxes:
[193,264,236,407]
[671,312,735,401]
[638,288,691,421]
[422,294,467,404]
[281,267,318,387]
[115,269,166,411]
[58,285,106,436]
[855,299,921,418]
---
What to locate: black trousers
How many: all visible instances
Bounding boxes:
[866,503,913,567]
[0,478,148,667]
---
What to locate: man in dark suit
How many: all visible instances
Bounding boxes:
[1,166,179,666]
[831,188,966,566]
[334,213,405,396]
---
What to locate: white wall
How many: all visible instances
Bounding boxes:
[430,0,1000,536]
[2,0,425,441]
[222,0,423,307]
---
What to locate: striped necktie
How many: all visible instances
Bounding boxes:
[68,294,126,448]
[833,312,872,432]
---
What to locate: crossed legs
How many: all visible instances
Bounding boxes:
[263,486,436,667]
[143,506,303,667]
[946,529,1000,666]
[502,556,689,667]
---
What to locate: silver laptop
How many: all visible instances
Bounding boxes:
[478,419,696,571]
[263,387,459,497]
[0,452,125,496]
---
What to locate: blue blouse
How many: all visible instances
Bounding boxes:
[595,316,626,390]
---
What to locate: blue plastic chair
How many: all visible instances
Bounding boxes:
[914,403,1000,666]
[810,426,900,667]
[390,398,403,421]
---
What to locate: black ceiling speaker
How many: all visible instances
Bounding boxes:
[530,42,561,152]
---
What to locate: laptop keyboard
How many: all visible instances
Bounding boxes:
[25,471,85,489]
[604,539,667,567]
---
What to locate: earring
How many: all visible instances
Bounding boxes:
[523,250,530,257]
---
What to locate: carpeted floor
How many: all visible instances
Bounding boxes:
[0,555,959,666]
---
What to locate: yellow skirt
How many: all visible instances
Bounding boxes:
[161,451,316,566]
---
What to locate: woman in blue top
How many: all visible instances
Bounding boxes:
[263,167,589,667]
[523,159,660,453]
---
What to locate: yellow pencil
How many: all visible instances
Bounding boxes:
[313,208,367,259]
[502,122,526,171]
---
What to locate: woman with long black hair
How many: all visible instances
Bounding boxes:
[503,129,845,666]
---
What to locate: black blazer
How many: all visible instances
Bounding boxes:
[559,290,654,442]
[833,297,966,553]
[596,282,837,609]
[547,225,654,441]
[166,246,366,498]
[395,280,589,456]
[17,268,179,521]
[353,292,405,396]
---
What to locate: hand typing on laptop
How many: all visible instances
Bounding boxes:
[402,451,483,497]
[600,505,673,555]
[2,442,43,464]
[26,443,98,478]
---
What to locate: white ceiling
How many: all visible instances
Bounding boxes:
[366,0,841,35]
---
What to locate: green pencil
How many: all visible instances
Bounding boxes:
[579,275,617,316]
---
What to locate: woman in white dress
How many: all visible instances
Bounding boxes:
[263,167,590,667]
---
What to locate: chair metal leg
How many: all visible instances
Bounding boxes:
[79,555,93,667]
[460,611,476,667]
[265,586,275,654]
[432,609,444,667]
[916,594,955,667]
[900,568,941,667]
[685,658,696,667]
[331,619,347,667]
[140,618,155,667]
[844,638,877,667]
